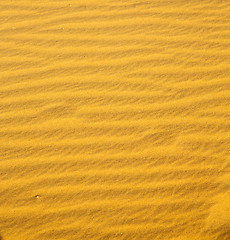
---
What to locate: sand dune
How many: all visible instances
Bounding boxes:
[0,0,230,239]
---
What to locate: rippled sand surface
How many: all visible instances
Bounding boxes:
[0,1,230,239]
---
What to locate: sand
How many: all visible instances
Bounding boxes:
[0,0,230,239]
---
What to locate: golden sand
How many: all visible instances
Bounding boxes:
[0,0,230,239]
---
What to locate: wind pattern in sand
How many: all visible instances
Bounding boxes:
[0,0,230,240]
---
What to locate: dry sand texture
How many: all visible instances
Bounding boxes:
[0,0,230,239]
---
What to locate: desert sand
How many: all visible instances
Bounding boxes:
[0,0,230,239]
